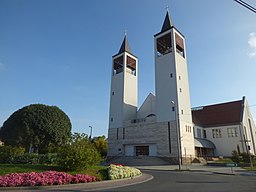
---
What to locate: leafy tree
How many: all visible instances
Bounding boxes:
[57,133,101,171]
[0,104,72,153]
[92,136,108,157]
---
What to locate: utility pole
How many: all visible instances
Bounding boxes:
[171,101,182,170]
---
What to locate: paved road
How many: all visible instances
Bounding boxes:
[99,170,256,192]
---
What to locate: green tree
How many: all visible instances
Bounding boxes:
[57,133,101,171]
[92,136,108,157]
[0,104,72,153]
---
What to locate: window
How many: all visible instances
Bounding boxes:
[197,128,202,138]
[157,33,172,57]
[180,88,182,93]
[175,33,185,58]
[111,117,113,122]
[203,130,207,138]
[227,127,238,137]
[179,76,181,80]
[170,73,173,78]
[181,109,184,114]
[123,128,125,139]
[172,106,175,111]
[212,129,222,138]
[112,92,114,95]
[117,128,119,140]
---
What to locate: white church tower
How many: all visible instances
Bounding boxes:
[154,11,195,157]
[109,35,138,129]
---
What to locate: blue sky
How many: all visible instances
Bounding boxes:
[0,0,256,137]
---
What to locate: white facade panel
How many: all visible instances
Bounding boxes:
[125,145,134,156]
[149,144,157,156]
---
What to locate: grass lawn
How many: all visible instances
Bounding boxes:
[214,159,234,163]
[0,164,108,180]
[243,166,256,171]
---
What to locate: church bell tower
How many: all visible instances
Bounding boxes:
[109,35,138,129]
[154,10,195,158]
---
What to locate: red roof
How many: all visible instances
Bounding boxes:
[192,100,242,127]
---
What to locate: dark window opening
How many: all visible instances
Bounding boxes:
[118,148,121,151]
[112,92,114,95]
[113,55,124,75]
[175,33,185,58]
[117,128,119,140]
[126,55,136,76]
[123,128,125,139]
[170,73,173,78]
[179,76,181,80]
[172,106,175,111]
[203,130,207,138]
[180,88,182,93]
[157,33,172,57]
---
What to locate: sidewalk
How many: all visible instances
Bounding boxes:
[135,164,256,176]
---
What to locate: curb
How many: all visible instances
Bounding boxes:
[0,173,153,191]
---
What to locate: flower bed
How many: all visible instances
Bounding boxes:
[0,171,98,187]
[108,164,141,180]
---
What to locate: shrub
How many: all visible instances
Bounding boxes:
[0,146,25,163]
[231,150,240,163]
[38,153,57,165]
[57,133,101,171]
[108,164,141,180]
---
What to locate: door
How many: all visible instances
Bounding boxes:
[136,146,149,156]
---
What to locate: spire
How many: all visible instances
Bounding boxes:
[118,34,131,54]
[161,10,174,32]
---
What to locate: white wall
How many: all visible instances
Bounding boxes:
[241,97,256,155]
[137,93,156,119]
[205,125,242,156]
[109,52,138,129]
[155,30,177,123]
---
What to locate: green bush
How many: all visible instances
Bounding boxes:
[231,150,240,163]
[57,133,101,171]
[38,153,57,165]
[0,145,25,163]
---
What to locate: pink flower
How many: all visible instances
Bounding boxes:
[0,171,98,187]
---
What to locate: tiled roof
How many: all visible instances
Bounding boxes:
[192,100,242,127]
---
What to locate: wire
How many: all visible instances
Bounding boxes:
[234,0,256,13]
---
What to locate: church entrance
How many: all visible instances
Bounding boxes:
[135,146,149,156]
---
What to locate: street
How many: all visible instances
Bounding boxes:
[100,170,256,192]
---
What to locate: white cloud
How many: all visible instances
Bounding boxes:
[248,32,256,58]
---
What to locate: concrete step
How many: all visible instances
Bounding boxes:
[108,156,170,166]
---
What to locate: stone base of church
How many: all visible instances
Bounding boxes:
[159,156,195,165]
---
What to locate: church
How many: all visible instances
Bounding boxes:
[107,11,256,164]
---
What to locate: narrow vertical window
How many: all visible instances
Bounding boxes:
[111,117,113,122]
[112,92,114,95]
[117,128,119,140]
[123,128,125,139]
[172,106,175,111]
[170,73,173,78]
